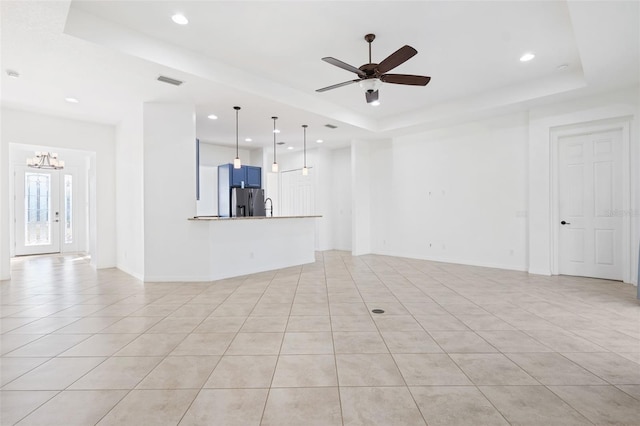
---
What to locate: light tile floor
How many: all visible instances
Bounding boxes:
[1,252,639,425]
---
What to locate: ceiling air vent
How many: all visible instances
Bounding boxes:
[157,75,184,86]
[324,124,338,129]
[277,142,285,145]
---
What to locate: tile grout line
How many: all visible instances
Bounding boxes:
[328,252,345,426]
[257,265,302,425]
[342,253,430,426]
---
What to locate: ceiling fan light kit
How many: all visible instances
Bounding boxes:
[359,78,382,93]
[317,33,431,104]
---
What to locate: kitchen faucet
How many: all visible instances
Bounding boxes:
[264,197,273,217]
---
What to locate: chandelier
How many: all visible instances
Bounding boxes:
[27,152,65,170]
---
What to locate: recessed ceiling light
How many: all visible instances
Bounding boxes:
[520,52,535,62]
[65,97,79,103]
[245,138,252,142]
[6,69,20,78]
[371,101,381,106]
[557,64,569,71]
[273,129,280,134]
[171,14,189,25]
[316,139,323,144]
[207,114,218,120]
[287,146,294,150]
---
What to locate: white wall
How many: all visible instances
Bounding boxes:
[351,139,379,255]
[367,115,529,271]
[198,142,253,168]
[1,108,116,275]
[350,87,638,284]
[142,103,210,281]
[0,111,10,279]
[330,147,352,251]
[314,148,333,251]
[115,106,144,279]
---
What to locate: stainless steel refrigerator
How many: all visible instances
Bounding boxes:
[231,188,266,217]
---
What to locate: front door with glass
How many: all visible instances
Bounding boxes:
[14,167,75,256]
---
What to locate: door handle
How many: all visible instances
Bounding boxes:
[561,220,571,225]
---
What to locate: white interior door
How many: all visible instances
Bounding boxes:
[280,169,314,216]
[14,166,78,256]
[558,130,623,280]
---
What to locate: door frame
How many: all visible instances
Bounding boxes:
[550,117,632,282]
[13,165,81,256]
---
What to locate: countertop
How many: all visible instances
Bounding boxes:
[188,215,321,221]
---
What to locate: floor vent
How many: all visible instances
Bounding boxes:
[324,124,338,129]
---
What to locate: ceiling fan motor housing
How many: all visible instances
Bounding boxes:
[359,63,378,77]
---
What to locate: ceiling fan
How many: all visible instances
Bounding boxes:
[316,33,431,104]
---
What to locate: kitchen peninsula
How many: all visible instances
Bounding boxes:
[189,215,321,280]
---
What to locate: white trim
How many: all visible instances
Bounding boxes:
[374,250,529,272]
[549,117,632,283]
[141,274,212,282]
[115,265,144,281]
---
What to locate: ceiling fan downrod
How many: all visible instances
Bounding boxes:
[365,33,375,64]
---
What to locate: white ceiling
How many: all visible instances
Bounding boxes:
[2,1,638,150]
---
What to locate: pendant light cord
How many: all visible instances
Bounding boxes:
[272,117,278,164]
[302,125,308,167]
[234,106,241,158]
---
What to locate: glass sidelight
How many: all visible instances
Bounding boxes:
[64,174,73,243]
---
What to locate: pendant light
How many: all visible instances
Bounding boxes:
[271,116,279,172]
[233,106,241,169]
[302,125,308,176]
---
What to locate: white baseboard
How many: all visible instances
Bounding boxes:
[372,249,529,272]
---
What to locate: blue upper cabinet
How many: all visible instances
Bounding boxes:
[220,164,261,188]
[230,165,246,187]
[245,166,261,188]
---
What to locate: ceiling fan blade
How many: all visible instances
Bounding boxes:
[365,90,379,104]
[316,79,360,92]
[376,45,418,74]
[322,57,366,77]
[380,74,431,86]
